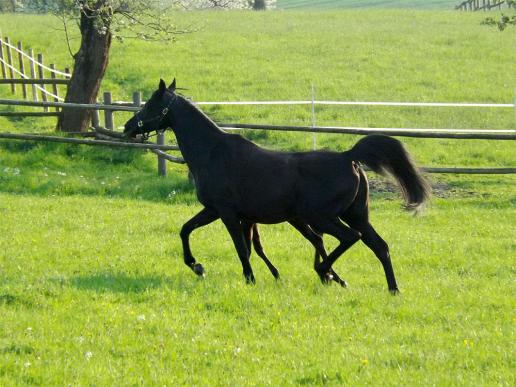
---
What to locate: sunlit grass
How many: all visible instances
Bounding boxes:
[0,193,514,384]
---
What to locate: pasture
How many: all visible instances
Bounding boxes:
[0,8,515,385]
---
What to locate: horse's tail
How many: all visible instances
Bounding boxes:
[349,135,431,212]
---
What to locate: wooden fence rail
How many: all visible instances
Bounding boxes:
[1,94,515,174]
[2,131,515,174]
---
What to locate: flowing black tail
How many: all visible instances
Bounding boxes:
[349,135,431,212]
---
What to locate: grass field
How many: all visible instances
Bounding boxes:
[0,8,515,385]
[0,193,514,385]
[276,0,459,9]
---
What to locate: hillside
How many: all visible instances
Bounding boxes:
[276,0,459,9]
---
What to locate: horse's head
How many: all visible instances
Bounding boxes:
[124,78,177,139]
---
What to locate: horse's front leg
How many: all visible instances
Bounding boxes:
[220,213,255,284]
[180,207,219,277]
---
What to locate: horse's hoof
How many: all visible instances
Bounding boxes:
[338,279,348,288]
[389,288,400,295]
[245,275,256,285]
[192,263,205,278]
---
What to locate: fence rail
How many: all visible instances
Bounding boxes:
[1,98,515,139]
[1,94,515,174]
[0,78,70,85]
[220,123,516,140]
[195,100,514,108]
[455,0,509,11]
[0,36,70,105]
[1,131,515,174]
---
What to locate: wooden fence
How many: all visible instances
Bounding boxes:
[1,97,515,175]
[455,0,513,11]
[0,35,70,114]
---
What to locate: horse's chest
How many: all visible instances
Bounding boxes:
[194,175,231,206]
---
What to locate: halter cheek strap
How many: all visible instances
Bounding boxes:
[134,92,177,135]
[137,107,170,129]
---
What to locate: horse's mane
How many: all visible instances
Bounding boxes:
[176,93,226,134]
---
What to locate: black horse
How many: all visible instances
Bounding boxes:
[124,79,431,293]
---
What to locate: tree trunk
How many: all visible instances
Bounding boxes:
[57,10,112,132]
[253,0,266,10]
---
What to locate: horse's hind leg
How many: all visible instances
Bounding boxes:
[289,220,348,287]
[307,217,361,284]
[249,224,280,279]
[348,220,399,294]
[180,207,219,277]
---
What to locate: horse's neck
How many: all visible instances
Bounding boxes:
[172,103,226,171]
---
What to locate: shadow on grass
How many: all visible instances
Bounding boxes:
[69,272,169,293]
[0,139,197,203]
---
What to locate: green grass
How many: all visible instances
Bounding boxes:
[0,194,516,385]
[0,193,514,385]
[0,9,515,385]
[276,0,459,9]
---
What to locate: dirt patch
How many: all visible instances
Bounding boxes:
[367,176,472,199]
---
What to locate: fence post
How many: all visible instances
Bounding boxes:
[36,53,48,112]
[157,131,167,177]
[514,88,516,118]
[103,91,114,130]
[133,91,166,176]
[64,67,71,100]
[131,91,141,134]
[0,37,6,80]
[49,64,60,111]
[5,37,15,93]
[17,42,27,99]
[91,98,100,128]
[28,48,37,102]
[311,83,316,150]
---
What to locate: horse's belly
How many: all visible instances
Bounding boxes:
[237,188,294,224]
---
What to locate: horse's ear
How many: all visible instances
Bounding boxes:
[158,79,166,94]
[168,78,176,91]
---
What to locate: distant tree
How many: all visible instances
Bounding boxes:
[0,0,17,11]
